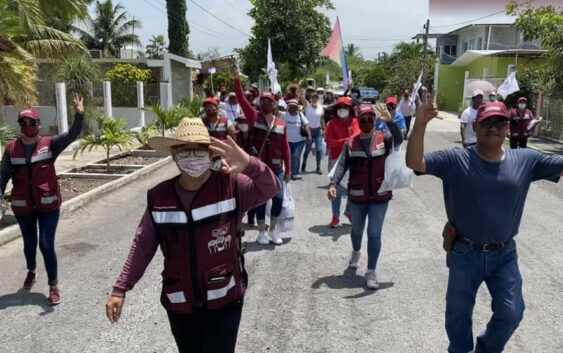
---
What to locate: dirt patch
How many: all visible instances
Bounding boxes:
[106,155,163,166]
[75,166,138,174]
[59,177,110,201]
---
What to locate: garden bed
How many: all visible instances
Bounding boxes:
[99,155,163,166]
[59,177,110,201]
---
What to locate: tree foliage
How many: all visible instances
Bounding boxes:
[345,43,362,58]
[104,63,151,84]
[383,42,435,96]
[166,0,190,57]
[56,56,101,99]
[238,0,333,81]
[74,0,141,57]
[151,105,192,136]
[145,34,166,59]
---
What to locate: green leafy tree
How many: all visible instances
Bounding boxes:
[105,63,152,106]
[363,64,388,89]
[178,97,204,117]
[238,0,333,81]
[151,105,191,137]
[384,42,435,96]
[74,114,135,172]
[56,57,101,100]
[145,34,166,59]
[135,122,158,149]
[166,0,190,57]
[345,43,362,58]
[74,0,141,58]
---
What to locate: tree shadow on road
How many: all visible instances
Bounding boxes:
[308,225,350,242]
[0,288,54,315]
[312,268,394,299]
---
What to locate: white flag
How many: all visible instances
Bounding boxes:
[266,39,282,94]
[348,70,353,86]
[410,70,423,103]
[497,71,520,99]
[326,72,330,86]
[208,67,216,74]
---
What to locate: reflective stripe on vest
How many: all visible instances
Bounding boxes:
[273,126,285,135]
[191,198,236,222]
[271,159,282,165]
[167,291,187,304]
[11,200,26,207]
[207,276,236,301]
[152,211,188,224]
[10,158,26,165]
[349,189,365,197]
[349,149,385,158]
[41,196,58,204]
[254,123,268,131]
[31,152,53,163]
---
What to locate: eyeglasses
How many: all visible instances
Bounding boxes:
[175,149,208,157]
[479,120,508,129]
[18,120,39,127]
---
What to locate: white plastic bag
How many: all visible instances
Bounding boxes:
[278,182,294,232]
[378,144,413,192]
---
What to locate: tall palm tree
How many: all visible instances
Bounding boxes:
[75,0,141,58]
[345,43,362,58]
[0,0,87,106]
[145,34,166,59]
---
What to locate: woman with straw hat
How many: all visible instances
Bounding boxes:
[106,117,280,353]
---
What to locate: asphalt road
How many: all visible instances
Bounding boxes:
[0,117,562,353]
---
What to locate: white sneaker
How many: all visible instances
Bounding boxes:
[256,231,269,245]
[269,228,283,245]
[348,251,361,269]
[365,270,379,290]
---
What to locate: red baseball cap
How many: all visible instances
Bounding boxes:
[203,98,219,107]
[336,97,352,107]
[517,97,527,103]
[18,108,39,120]
[385,97,398,105]
[259,92,275,103]
[219,86,227,93]
[357,105,376,117]
[476,102,509,122]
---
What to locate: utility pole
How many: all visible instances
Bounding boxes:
[422,19,430,87]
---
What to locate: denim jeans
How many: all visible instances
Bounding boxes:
[404,116,412,135]
[289,140,306,177]
[256,171,284,224]
[445,240,524,353]
[348,201,389,270]
[328,159,349,218]
[15,210,60,286]
[303,128,324,170]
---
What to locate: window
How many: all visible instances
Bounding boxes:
[463,40,468,53]
[469,39,475,50]
[477,37,483,50]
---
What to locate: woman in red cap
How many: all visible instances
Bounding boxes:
[509,97,534,149]
[232,65,290,245]
[0,93,85,305]
[324,96,360,228]
[328,104,403,289]
[201,97,236,141]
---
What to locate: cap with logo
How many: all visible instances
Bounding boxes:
[476,102,509,122]
[18,108,40,120]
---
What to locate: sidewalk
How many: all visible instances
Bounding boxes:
[438,111,563,156]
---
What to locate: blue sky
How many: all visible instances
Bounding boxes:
[88,0,554,60]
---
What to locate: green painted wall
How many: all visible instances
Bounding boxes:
[437,65,465,112]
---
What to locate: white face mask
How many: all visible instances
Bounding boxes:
[176,152,210,177]
[337,108,349,119]
[238,123,249,132]
[518,103,526,110]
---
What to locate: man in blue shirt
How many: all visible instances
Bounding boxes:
[406,100,563,353]
[376,97,407,139]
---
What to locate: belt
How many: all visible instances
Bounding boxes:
[455,237,511,252]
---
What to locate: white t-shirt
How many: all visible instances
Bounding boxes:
[460,107,478,144]
[305,104,324,129]
[219,102,240,122]
[282,111,309,143]
[398,98,416,117]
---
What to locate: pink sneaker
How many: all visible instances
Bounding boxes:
[48,286,61,305]
[329,217,340,228]
[23,271,36,289]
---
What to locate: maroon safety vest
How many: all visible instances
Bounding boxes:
[5,137,61,215]
[235,115,250,152]
[147,172,246,314]
[347,133,392,203]
[510,109,532,138]
[202,116,229,140]
[250,113,287,173]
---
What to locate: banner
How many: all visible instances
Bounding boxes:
[320,17,349,87]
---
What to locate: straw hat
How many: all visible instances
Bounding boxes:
[149,118,210,155]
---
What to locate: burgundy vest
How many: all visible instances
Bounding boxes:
[250,113,287,173]
[147,172,245,314]
[510,109,532,138]
[347,133,392,203]
[6,137,61,215]
[203,116,229,140]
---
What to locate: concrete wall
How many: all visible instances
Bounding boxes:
[436,65,465,112]
[457,26,487,55]
[171,61,192,104]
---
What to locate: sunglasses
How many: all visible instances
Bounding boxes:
[479,119,508,129]
[18,120,39,127]
[359,117,375,123]
[386,104,396,110]
[175,149,208,158]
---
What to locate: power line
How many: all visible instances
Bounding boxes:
[430,10,506,29]
[344,37,412,42]
[187,0,251,37]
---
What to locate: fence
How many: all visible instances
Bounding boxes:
[540,98,563,141]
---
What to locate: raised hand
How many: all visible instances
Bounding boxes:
[72,92,84,115]
[209,136,250,174]
[376,104,392,123]
[231,64,240,79]
[415,90,439,125]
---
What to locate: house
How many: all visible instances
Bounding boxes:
[428,23,545,111]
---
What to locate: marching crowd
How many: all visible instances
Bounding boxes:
[0,63,561,352]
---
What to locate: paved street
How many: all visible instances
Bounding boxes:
[0,117,562,352]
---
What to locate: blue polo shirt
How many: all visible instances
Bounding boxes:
[423,147,562,243]
[376,111,406,132]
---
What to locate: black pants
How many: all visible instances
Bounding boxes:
[510,137,528,149]
[167,299,243,353]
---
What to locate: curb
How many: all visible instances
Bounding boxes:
[0,156,172,247]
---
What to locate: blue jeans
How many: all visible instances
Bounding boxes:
[446,240,524,353]
[404,116,412,135]
[289,140,306,177]
[303,128,324,170]
[348,201,389,270]
[328,159,349,218]
[256,171,284,224]
[16,210,60,286]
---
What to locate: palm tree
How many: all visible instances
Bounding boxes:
[0,0,88,106]
[145,35,166,59]
[345,43,362,58]
[74,0,141,58]
[74,114,135,172]
[151,105,191,137]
